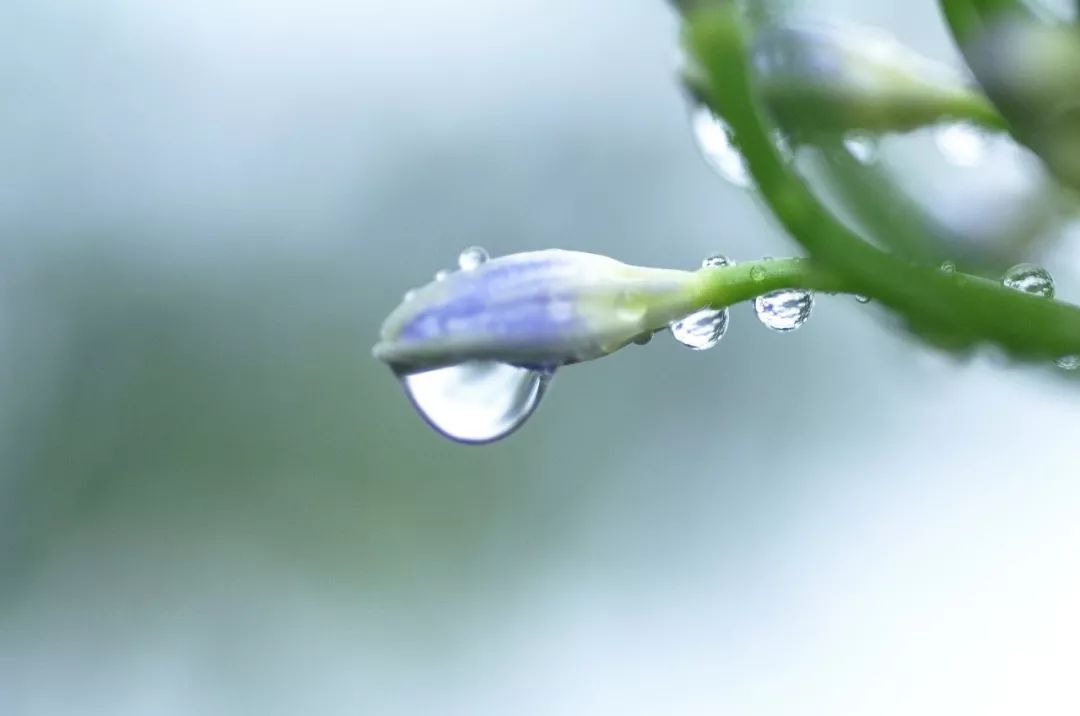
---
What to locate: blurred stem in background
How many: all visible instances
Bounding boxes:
[682,5,1080,362]
[940,0,1080,190]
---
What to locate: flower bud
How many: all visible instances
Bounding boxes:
[373,250,700,373]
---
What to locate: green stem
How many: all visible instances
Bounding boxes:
[685,7,1080,361]
[691,258,850,308]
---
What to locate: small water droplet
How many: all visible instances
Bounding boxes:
[934,122,987,167]
[701,254,731,269]
[690,105,752,188]
[633,331,654,346]
[854,294,871,304]
[458,246,489,271]
[403,289,417,302]
[400,361,551,444]
[1002,263,1055,299]
[1055,355,1080,371]
[670,307,729,350]
[940,260,956,273]
[434,269,451,282]
[843,134,878,164]
[749,265,767,282]
[754,289,814,332]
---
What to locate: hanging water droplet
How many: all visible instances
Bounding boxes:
[749,265,767,282]
[934,122,987,167]
[754,289,814,332]
[701,254,732,269]
[434,269,451,282]
[1055,355,1080,371]
[689,105,752,188]
[670,307,729,350]
[940,260,956,273]
[399,361,552,444]
[1002,263,1055,299]
[458,246,489,271]
[843,134,879,164]
[854,294,871,304]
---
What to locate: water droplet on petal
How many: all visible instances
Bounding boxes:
[458,246,489,271]
[940,260,956,273]
[701,254,732,269]
[934,122,987,167]
[1002,263,1055,299]
[400,361,551,444]
[1055,355,1080,371]
[690,105,752,188]
[670,307,729,350]
[843,134,878,164]
[854,294,871,304]
[754,289,814,332]
[403,289,417,302]
[434,269,451,282]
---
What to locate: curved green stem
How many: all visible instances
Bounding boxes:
[685,7,1080,361]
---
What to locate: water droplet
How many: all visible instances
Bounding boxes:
[749,265,767,282]
[701,254,731,269]
[434,269,451,282]
[843,134,878,164]
[670,307,729,350]
[633,331,654,346]
[934,122,987,167]
[1002,263,1055,299]
[400,361,551,444]
[458,246,489,271]
[1056,355,1080,371]
[403,289,417,302]
[690,105,752,188]
[940,260,956,273]
[854,294,871,304]
[754,289,814,332]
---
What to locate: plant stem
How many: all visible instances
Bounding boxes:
[691,258,849,308]
[685,6,1080,361]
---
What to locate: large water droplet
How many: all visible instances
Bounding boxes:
[754,289,814,332]
[400,361,551,444]
[934,122,988,167]
[690,105,752,188]
[458,246,489,271]
[670,307,729,350]
[843,134,879,164]
[1002,263,1055,299]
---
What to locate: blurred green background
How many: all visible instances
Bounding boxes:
[3,0,1080,714]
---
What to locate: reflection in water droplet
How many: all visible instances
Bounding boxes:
[670,307,729,350]
[701,254,731,269]
[934,123,987,167]
[754,289,814,332]
[940,260,956,273]
[458,246,490,271]
[690,105,752,188]
[843,134,878,164]
[749,265,767,282]
[1056,355,1080,371]
[400,361,551,444]
[854,294,871,304]
[1002,263,1055,299]
[434,269,451,282]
